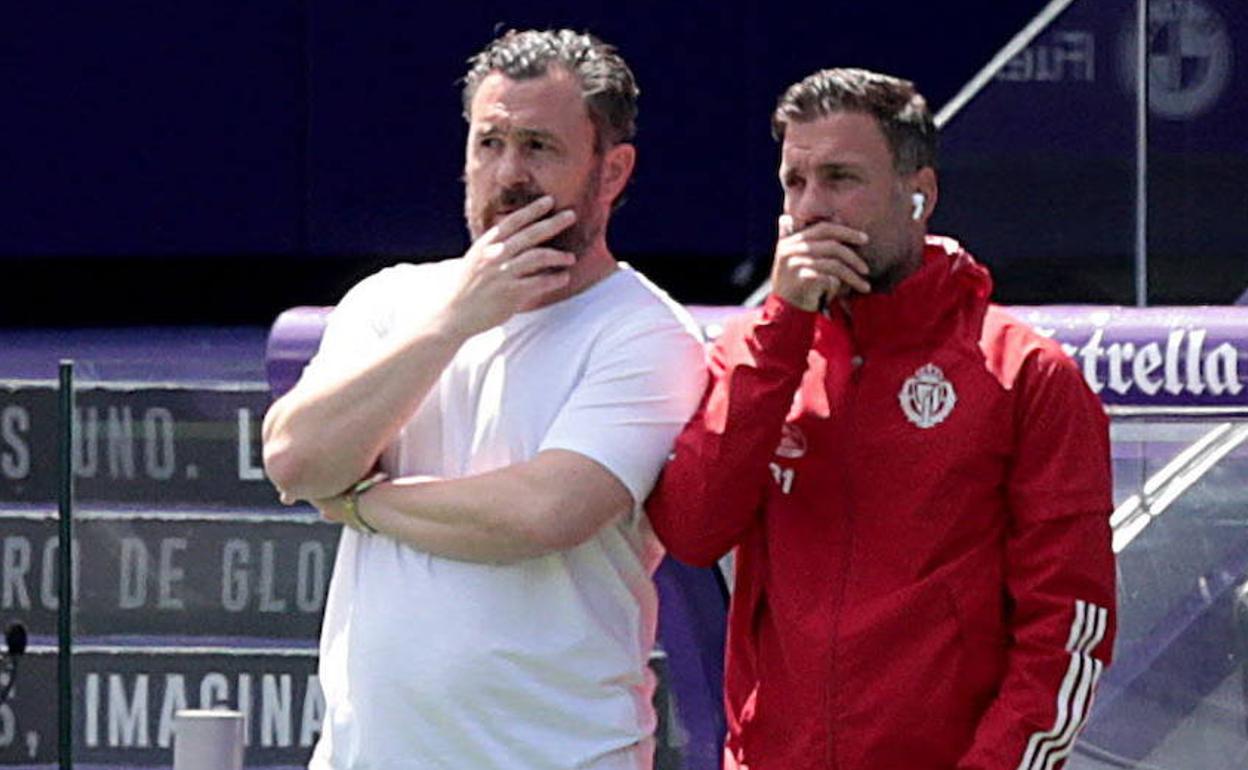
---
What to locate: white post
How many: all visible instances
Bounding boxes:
[173,709,245,770]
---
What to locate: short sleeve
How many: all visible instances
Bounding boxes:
[299,262,453,386]
[540,310,708,508]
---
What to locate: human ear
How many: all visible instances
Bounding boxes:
[599,143,636,204]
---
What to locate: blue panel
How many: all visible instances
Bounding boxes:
[1,2,303,256]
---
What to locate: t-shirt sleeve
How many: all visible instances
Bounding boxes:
[539,310,708,509]
[299,263,447,386]
[299,275,390,386]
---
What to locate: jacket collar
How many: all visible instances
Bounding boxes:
[825,235,993,354]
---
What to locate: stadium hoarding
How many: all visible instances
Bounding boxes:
[269,304,1248,410]
[3,301,1248,768]
[0,649,321,767]
[1010,305,1248,408]
[1,515,335,642]
[935,0,1248,304]
[0,649,688,768]
[1,385,276,508]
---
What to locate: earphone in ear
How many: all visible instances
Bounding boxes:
[911,192,926,221]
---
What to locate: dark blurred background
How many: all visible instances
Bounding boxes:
[3,0,1245,327]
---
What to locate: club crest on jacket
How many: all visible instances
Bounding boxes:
[899,363,957,429]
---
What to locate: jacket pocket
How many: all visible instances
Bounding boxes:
[834,577,965,767]
[943,540,1008,705]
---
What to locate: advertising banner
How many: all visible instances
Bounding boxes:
[0,386,277,508]
[1,516,335,641]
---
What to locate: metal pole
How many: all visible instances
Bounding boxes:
[57,360,75,770]
[1135,0,1150,307]
[933,0,1079,129]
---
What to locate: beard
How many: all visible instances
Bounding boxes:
[856,218,923,294]
[466,163,604,258]
[860,241,907,294]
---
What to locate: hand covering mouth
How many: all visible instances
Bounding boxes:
[487,187,545,223]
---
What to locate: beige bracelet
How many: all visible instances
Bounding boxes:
[343,471,388,534]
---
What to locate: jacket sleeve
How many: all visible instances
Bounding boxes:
[958,347,1117,770]
[645,294,816,567]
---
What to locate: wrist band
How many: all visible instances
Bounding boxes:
[344,471,388,534]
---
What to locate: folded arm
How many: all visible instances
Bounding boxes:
[263,196,578,501]
[262,321,466,501]
[317,449,633,563]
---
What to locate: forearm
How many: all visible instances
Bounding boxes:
[648,295,815,566]
[263,318,467,500]
[357,475,548,562]
[267,198,592,502]
[350,451,632,563]
[957,511,1116,770]
[957,348,1117,768]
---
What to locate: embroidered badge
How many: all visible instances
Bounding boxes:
[898,363,957,429]
[775,423,807,459]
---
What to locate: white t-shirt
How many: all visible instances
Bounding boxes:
[305,260,707,770]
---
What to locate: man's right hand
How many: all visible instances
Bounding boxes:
[441,196,578,338]
[263,199,579,502]
[770,215,872,311]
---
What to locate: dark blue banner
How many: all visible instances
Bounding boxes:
[0,386,276,508]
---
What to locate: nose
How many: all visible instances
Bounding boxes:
[496,144,531,188]
[790,187,834,231]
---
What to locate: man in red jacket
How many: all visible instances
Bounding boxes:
[646,68,1116,770]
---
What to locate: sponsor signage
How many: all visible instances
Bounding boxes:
[0,651,685,768]
[0,517,337,640]
[273,305,1248,409]
[0,386,278,507]
[1013,306,1248,407]
[947,0,1245,153]
[0,651,321,767]
[688,305,1248,409]
[1,302,1243,768]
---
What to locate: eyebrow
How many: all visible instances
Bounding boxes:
[816,161,857,175]
[781,161,858,181]
[475,125,561,147]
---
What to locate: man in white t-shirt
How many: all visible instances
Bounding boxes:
[262,29,707,770]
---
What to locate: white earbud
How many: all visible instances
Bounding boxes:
[911,192,926,221]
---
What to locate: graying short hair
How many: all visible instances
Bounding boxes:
[772,68,937,173]
[462,29,639,152]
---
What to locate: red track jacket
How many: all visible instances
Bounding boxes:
[648,237,1115,770]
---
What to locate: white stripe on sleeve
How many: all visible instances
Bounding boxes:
[1015,600,1109,770]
